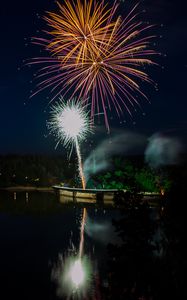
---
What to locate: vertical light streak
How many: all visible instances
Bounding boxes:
[75,137,86,190]
[79,207,87,258]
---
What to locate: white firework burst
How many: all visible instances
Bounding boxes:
[48,97,93,189]
[49,97,92,149]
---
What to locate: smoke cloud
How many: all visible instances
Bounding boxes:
[85,215,120,245]
[145,133,182,168]
[83,131,146,182]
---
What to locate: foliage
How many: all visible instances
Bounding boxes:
[105,161,187,300]
[96,157,171,193]
[135,168,159,192]
[0,155,76,187]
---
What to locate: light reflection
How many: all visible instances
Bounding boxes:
[69,259,84,287]
[51,253,92,299]
[51,208,94,298]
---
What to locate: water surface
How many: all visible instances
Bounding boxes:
[0,191,120,299]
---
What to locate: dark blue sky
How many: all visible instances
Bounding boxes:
[0,0,187,154]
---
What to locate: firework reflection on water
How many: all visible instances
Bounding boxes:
[51,253,93,299]
[51,208,96,299]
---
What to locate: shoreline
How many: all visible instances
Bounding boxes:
[0,186,54,192]
[0,186,161,196]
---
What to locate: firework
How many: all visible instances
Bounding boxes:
[32,1,157,131]
[49,98,92,189]
[34,0,116,64]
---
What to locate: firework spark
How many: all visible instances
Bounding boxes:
[34,0,116,64]
[31,1,158,131]
[49,98,92,189]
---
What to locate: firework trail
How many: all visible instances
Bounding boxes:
[48,98,92,189]
[79,207,87,258]
[75,137,86,190]
[30,0,157,131]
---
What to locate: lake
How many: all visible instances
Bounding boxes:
[0,191,121,299]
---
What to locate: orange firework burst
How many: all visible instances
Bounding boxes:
[34,0,117,64]
[31,1,158,131]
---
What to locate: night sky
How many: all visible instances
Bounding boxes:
[0,0,187,155]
